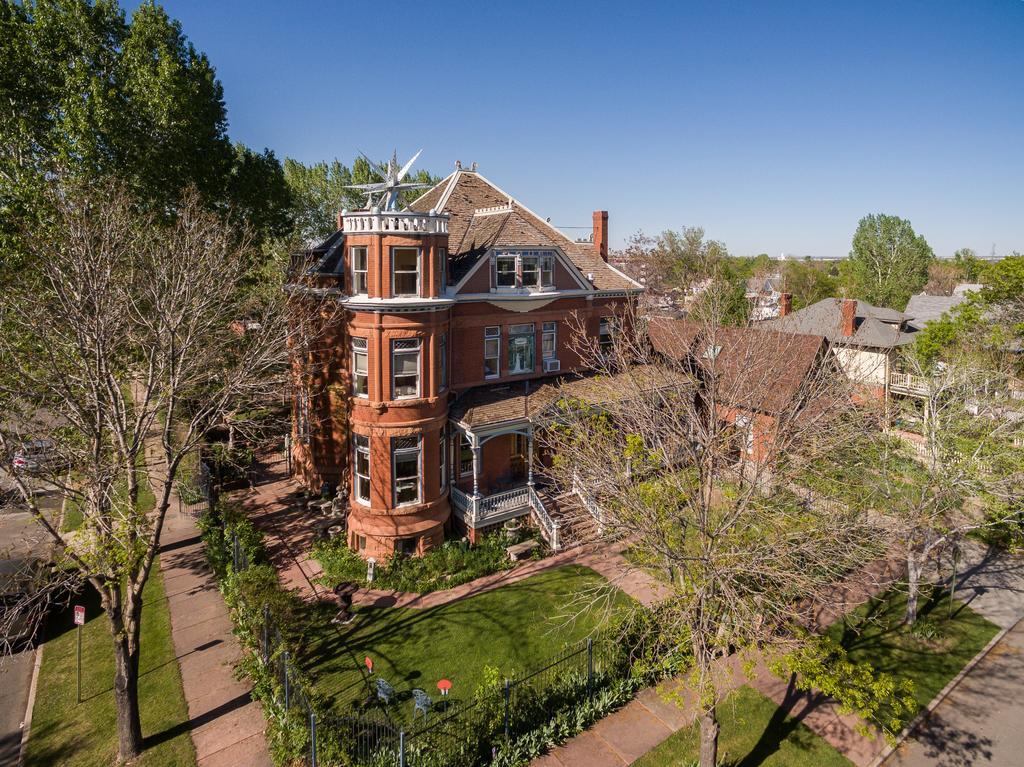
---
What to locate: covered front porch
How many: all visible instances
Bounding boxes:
[448,421,561,546]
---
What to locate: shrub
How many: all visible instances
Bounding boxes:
[313,532,536,594]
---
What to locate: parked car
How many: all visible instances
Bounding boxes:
[0,557,50,649]
[11,438,57,474]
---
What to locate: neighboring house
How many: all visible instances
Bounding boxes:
[647,318,830,464]
[766,297,919,401]
[904,283,982,327]
[289,164,642,558]
[746,273,787,322]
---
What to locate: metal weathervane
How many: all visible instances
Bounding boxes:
[348,149,431,212]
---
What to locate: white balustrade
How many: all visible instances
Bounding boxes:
[341,211,449,235]
[528,485,560,550]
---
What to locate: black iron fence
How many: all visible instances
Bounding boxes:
[216,518,630,767]
[178,458,213,518]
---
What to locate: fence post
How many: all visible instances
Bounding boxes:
[503,678,511,739]
[309,711,317,767]
[398,729,406,767]
[587,637,594,698]
[262,604,270,663]
[284,651,291,710]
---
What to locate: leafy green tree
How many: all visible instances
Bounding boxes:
[980,253,1024,335]
[782,258,837,310]
[952,248,983,282]
[845,214,934,308]
[226,143,293,242]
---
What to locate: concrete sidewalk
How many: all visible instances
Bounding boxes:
[144,435,272,767]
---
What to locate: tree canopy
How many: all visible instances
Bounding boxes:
[844,214,934,309]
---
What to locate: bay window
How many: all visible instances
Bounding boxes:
[392,436,421,505]
[392,247,419,296]
[391,338,420,399]
[354,434,370,503]
[508,323,535,375]
[351,337,368,397]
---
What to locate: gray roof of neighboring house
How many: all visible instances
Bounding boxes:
[953,283,984,296]
[766,297,918,348]
[904,293,968,326]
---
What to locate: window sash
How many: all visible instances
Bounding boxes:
[540,256,554,287]
[351,247,368,294]
[392,247,419,296]
[393,441,421,505]
[354,436,370,502]
[484,327,500,378]
[392,341,420,398]
[352,338,368,397]
[521,256,539,287]
[542,328,556,359]
[494,256,517,288]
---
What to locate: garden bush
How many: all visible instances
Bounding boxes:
[313,532,539,593]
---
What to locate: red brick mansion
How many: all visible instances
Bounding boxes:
[290,159,642,558]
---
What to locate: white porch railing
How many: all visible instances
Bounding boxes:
[450,484,532,527]
[889,372,929,395]
[528,485,560,550]
[341,210,448,235]
[571,472,604,527]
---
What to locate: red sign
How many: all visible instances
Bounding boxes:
[73,605,85,626]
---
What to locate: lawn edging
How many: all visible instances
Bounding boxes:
[867,615,1022,767]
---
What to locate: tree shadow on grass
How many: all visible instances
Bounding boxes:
[733,675,827,767]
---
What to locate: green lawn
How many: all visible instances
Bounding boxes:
[633,686,851,767]
[827,582,999,716]
[25,560,196,767]
[301,565,630,719]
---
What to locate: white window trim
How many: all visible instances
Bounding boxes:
[391,339,421,400]
[507,324,535,376]
[491,250,557,293]
[439,425,448,491]
[352,337,369,398]
[354,434,371,505]
[542,321,557,360]
[391,246,420,297]
[392,437,422,507]
[484,326,501,380]
[351,246,368,296]
[459,433,474,476]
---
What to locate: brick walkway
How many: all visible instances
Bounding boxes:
[535,555,907,767]
[144,434,271,767]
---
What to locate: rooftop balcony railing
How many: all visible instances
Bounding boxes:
[341,210,449,235]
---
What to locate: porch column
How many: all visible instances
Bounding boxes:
[470,434,482,499]
[527,426,535,487]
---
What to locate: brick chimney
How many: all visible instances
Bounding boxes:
[592,210,609,262]
[779,292,792,318]
[840,298,857,337]
[336,211,344,231]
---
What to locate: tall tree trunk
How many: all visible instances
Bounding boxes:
[699,706,720,767]
[905,553,921,625]
[110,612,143,761]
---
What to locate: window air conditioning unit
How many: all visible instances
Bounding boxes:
[544,358,561,373]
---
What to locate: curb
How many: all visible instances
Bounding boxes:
[17,642,44,767]
[868,615,1022,767]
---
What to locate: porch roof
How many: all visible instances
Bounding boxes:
[448,365,687,430]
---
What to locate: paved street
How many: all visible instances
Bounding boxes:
[0,480,60,767]
[885,621,1024,767]
[883,543,1024,767]
[0,649,34,767]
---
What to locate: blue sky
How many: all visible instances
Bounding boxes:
[135,1,1022,258]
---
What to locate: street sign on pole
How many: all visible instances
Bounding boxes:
[74,605,85,703]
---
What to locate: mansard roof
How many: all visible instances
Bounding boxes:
[409,170,640,293]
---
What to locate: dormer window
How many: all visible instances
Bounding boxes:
[492,250,555,291]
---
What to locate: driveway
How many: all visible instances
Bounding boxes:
[884,620,1024,767]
